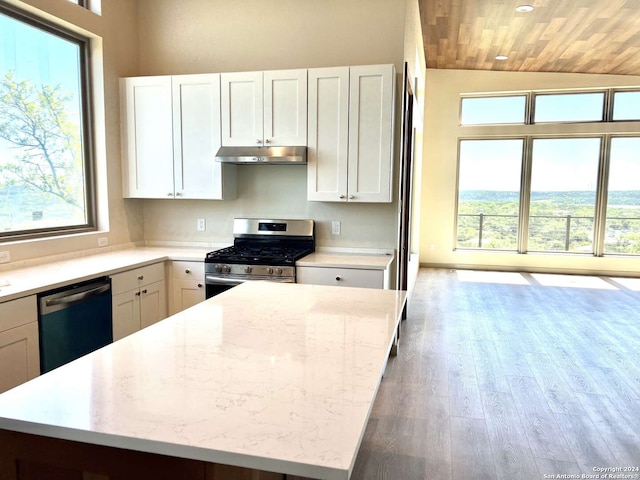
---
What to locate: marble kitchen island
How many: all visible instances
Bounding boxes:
[0,281,406,480]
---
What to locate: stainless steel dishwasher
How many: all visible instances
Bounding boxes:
[38,277,113,373]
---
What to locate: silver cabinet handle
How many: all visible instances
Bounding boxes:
[349,195,355,199]
[167,193,173,197]
[265,138,271,143]
[256,139,262,143]
[339,195,345,199]
[175,192,182,197]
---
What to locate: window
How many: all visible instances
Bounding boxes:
[534,92,605,123]
[605,138,640,254]
[612,91,640,121]
[528,138,600,253]
[456,140,523,250]
[0,5,94,240]
[456,89,640,256]
[460,96,526,125]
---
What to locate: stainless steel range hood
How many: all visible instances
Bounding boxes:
[215,146,307,165]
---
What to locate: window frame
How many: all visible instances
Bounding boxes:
[459,94,528,126]
[455,134,640,256]
[456,88,640,257]
[532,91,607,124]
[611,89,640,122]
[454,137,525,251]
[0,3,96,242]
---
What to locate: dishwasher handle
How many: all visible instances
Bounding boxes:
[45,283,111,307]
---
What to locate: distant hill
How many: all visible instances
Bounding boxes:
[460,190,640,206]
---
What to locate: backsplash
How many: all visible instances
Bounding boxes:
[140,166,398,249]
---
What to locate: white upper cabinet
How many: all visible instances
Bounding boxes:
[121,74,236,200]
[121,76,174,198]
[307,67,350,202]
[348,65,395,203]
[172,74,236,199]
[220,71,263,147]
[221,69,307,147]
[307,64,395,203]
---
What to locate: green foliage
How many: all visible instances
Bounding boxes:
[0,70,83,208]
[457,190,640,254]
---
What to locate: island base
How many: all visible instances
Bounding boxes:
[0,429,315,480]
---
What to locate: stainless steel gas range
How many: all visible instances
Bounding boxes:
[204,218,314,298]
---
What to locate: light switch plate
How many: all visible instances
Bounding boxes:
[197,218,206,232]
[0,251,10,264]
[98,237,109,247]
[331,221,341,235]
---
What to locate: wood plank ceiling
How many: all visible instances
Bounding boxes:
[419,0,640,75]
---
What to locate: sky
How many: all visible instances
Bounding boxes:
[0,10,82,168]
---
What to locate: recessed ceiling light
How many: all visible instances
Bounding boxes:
[515,5,535,12]
[496,55,509,61]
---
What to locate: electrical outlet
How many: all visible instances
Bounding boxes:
[0,251,10,264]
[331,221,341,235]
[197,218,206,232]
[98,237,109,247]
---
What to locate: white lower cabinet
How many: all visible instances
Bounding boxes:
[297,266,388,289]
[111,263,167,341]
[0,296,39,393]
[169,261,205,315]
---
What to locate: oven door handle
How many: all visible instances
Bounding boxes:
[205,275,243,286]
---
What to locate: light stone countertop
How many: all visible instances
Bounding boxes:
[297,252,394,270]
[0,246,213,303]
[0,281,407,480]
[0,246,394,303]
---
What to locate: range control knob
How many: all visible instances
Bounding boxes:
[244,266,252,273]
[266,267,274,274]
[222,265,231,273]
[274,267,283,275]
[214,264,223,273]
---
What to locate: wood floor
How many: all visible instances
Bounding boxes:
[351,268,640,480]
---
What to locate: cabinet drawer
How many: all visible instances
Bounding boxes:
[0,296,37,332]
[297,266,384,289]
[171,261,204,280]
[111,262,166,295]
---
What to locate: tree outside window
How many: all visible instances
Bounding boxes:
[0,7,92,239]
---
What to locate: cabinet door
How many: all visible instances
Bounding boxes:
[140,280,167,329]
[120,76,174,198]
[220,72,263,147]
[172,74,234,200]
[263,69,307,146]
[170,261,205,315]
[307,67,350,202]
[112,290,140,341]
[0,322,40,393]
[348,64,395,203]
[172,279,205,314]
[0,296,39,393]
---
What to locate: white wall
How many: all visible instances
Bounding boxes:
[2,0,408,266]
[401,0,426,298]
[134,0,407,251]
[421,68,640,275]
